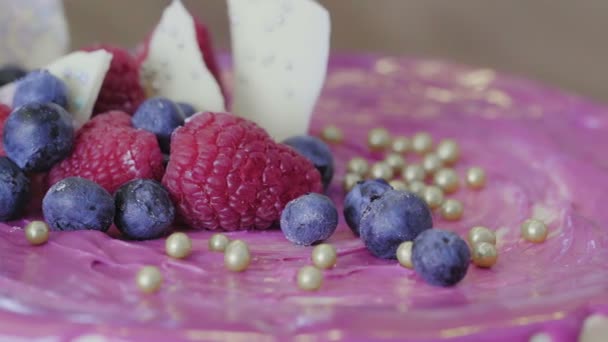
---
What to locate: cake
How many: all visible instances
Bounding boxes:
[0,1,607,342]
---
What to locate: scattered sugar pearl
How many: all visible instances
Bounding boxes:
[422,185,444,209]
[422,153,443,174]
[468,226,496,246]
[436,139,460,165]
[369,162,394,180]
[391,136,411,154]
[389,179,408,191]
[297,265,323,291]
[311,243,337,269]
[412,132,433,154]
[408,181,426,196]
[521,219,548,243]
[396,241,413,269]
[441,199,463,221]
[343,173,363,192]
[529,333,553,342]
[24,221,49,246]
[347,157,369,176]
[402,164,426,183]
[165,232,192,259]
[466,167,486,189]
[136,266,162,294]
[367,128,391,151]
[320,125,343,144]
[384,153,406,172]
[208,233,230,252]
[434,168,460,194]
[224,240,251,272]
[471,242,498,268]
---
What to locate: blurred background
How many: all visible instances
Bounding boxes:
[64,0,607,102]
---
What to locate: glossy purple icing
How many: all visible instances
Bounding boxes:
[1,55,608,341]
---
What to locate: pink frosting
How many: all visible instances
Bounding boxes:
[0,55,607,341]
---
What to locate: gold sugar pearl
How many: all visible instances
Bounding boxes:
[24,221,50,246]
[436,139,460,165]
[297,265,323,291]
[402,164,426,183]
[471,242,498,268]
[412,132,433,154]
[391,136,411,154]
[466,167,487,190]
[389,179,408,191]
[311,243,337,269]
[347,157,370,176]
[422,153,443,174]
[468,226,496,246]
[384,153,406,172]
[368,128,392,151]
[209,233,230,252]
[422,185,444,210]
[224,240,251,272]
[369,162,394,180]
[441,199,463,221]
[165,232,192,259]
[396,241,414,269]
[343,173,363,192]
[434,168,460,194]
[408,181,426,196]
[320,125,343,144]
[521,219,548,243]
[136,266,163,294]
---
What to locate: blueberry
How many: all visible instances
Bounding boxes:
[43,177,115,232]
[0,157,29,221]
[283,135,334,190]
[3,103,74,172]
[0,65,27,87]
[176,102,197,118]
[13,70,68,109]
[359,190,433,259]
[344,179,392,236]
[280,193,338,245]
[412,229,470,287]
[114,179,175,240]
[132,97,185,153]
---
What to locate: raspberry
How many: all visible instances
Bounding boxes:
[82,45,145,115]
[162,112,322,231]
[0,104,11,156]
[49,111,164,194]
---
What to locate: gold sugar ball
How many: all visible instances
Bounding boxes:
[368,128,392,151]
[471,242,498,268]
[466,167,487,190]
[468,226,496,246]
[311,243,337,269]
[209,233,230,252]
[347,157,370,176]
[441,199,463,221]
[165,232,192,259]
[320,125,343,144]
[136,266,163,294]
[369,162,394,180]
[422,153,443,174]
[408,181,426,196]
[24,221,50,246]
[297,265,323,291]
[412,132,433,154]
[384,153,406,172]
[434,168,460,194]
[396,241,414,269]
[343,173,363,192]
[521,219,548,243]
[422,185,444,210]
[436,139,460,165]
[224,240,252,272]
[402,164,426,183]
[391,136,411,154]
[389,179,408,191]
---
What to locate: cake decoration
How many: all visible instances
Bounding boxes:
[521,218,549,243]
[24,220,50,246]
[412,229,471,286]
[422,153,443,174]
[136,265,163,294]
[343,178,392,236]
[384,152,406,172]
[471,242,498,268]
[311,243,337,269]
[391,135,412,154]
[280,193,338,246]
[403,163,426,183]
[12,70,68,109]
[388,179,408,191]
[367,127,392,151]
[466,166,487,189]
[320,124,343,143]
[467,226,497,246]
[165,232,193,259]
[296,265,323,291]
[369,161,394,180]
[131,97,186,153]
[412,131,434,154]
[342,172,362,191]
[433,167,460,193]
[346,156,369,176]
[228,0,330,141]
[208,233,230,252]
[440,198,464,221]
[224,239,251,272]
[436,138,461,165]
[422,185,444,209]
[396,241,414,269]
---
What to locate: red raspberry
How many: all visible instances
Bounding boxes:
[82,45,146,115]
[162,112,322,231]
[49,111,164,194]
[0,104,11,156]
